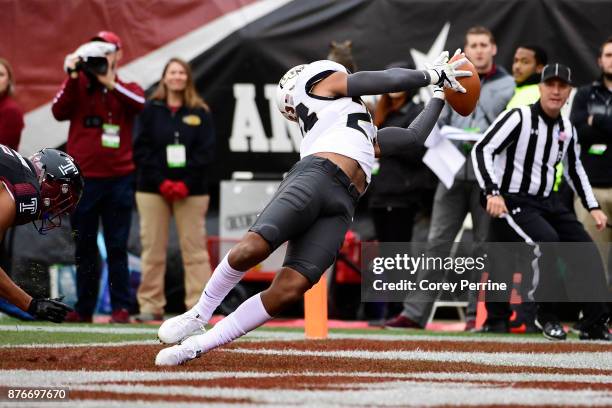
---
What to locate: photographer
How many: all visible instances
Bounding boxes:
[51,31,145,324]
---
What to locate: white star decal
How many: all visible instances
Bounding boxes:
[410,22,451,103]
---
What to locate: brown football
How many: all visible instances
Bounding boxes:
[444,54,480,116]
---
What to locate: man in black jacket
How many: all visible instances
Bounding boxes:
[570,36,612,285]
[472,64,610,341]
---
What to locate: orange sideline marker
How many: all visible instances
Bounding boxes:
[304,273,328,339]
[475,272,489,329]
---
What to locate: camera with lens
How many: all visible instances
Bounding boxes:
[75,56,109,76]
[66,41,117,77]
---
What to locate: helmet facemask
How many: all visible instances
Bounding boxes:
[35,180,80,234]
[29,149,84,234]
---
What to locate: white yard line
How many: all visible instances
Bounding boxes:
[4,323,609,345]
[2,402,248,408]
[59,382,612,406]
[328,331,612,345]
[1,369,611,386]
[0,340,160,349]
[227,348,612,370]
[3,369,612,407]
[0,325,159,335]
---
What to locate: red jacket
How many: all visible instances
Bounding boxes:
[0,95,24,151]
[51,72,144,178]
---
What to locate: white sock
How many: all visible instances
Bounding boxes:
[191,252,245,323]
[191,293,272,353]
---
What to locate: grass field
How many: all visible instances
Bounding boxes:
[1,317,611,407]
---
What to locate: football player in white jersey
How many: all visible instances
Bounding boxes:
[155,51,471,366]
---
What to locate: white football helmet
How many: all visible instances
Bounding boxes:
[275,64,306,122]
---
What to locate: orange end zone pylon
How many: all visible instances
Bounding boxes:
[304,272,328,339]
[475,272,489,329]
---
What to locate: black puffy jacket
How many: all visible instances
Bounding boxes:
[133,100,215,195]
[570,79,612,187]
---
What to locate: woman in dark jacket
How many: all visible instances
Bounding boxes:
[134,58,215,321]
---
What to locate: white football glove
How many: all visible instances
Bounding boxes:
[74,41,117,59]
[431,85,445,100]
[426,49,472,93]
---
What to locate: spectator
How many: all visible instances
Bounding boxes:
[51,31,145,323]
[570,36,612,286]
[472,63,610,341]
[0,58,24,151]
[507,45,547,109]
[133,58,215,322]
[385,26,515,330]
[368,61,436,320]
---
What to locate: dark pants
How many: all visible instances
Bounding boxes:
[71,174,134,316]
[486,193,609,328]
[369,205,418,319]
[371,205,418,243]
[401,181,490,327]
[249,156,358,284]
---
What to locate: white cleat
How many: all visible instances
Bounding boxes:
[157,310,206,344]
[155,336,202,366]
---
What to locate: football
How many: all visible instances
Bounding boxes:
[444,54,480,116]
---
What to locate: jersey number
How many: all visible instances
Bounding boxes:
[296,104,373,142]
[296,103,318,135]
[347,113,371,140]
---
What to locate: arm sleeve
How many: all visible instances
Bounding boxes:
[376,97,444,155]
[563,128,600,210]
[437,102,453,126]
[112,80,145,113]
[471,109,522,195]
[184,110,216,192]
[51,76,81,121]
[346,68,431,97]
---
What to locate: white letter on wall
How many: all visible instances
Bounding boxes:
[229,84,269,152]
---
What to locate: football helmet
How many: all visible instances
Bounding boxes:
[275,64,306,122]
[28,149,84,233]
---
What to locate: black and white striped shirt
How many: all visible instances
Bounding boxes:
[472,102,599,210]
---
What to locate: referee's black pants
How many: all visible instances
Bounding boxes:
[485,193,609,328]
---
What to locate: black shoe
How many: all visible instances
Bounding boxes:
[570,319,585,335]
[579,323,611,341]
[535,319,566,341]
[474,320,509,333]
[523,322,541,334]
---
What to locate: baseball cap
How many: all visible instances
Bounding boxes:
[91,31,122,50]
[540,63,572,85]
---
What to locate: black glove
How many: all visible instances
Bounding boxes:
[27,297,73,323]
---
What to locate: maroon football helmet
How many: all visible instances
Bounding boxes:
[28,149,84,233]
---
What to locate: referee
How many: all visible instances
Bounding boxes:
[472,63,610,341]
